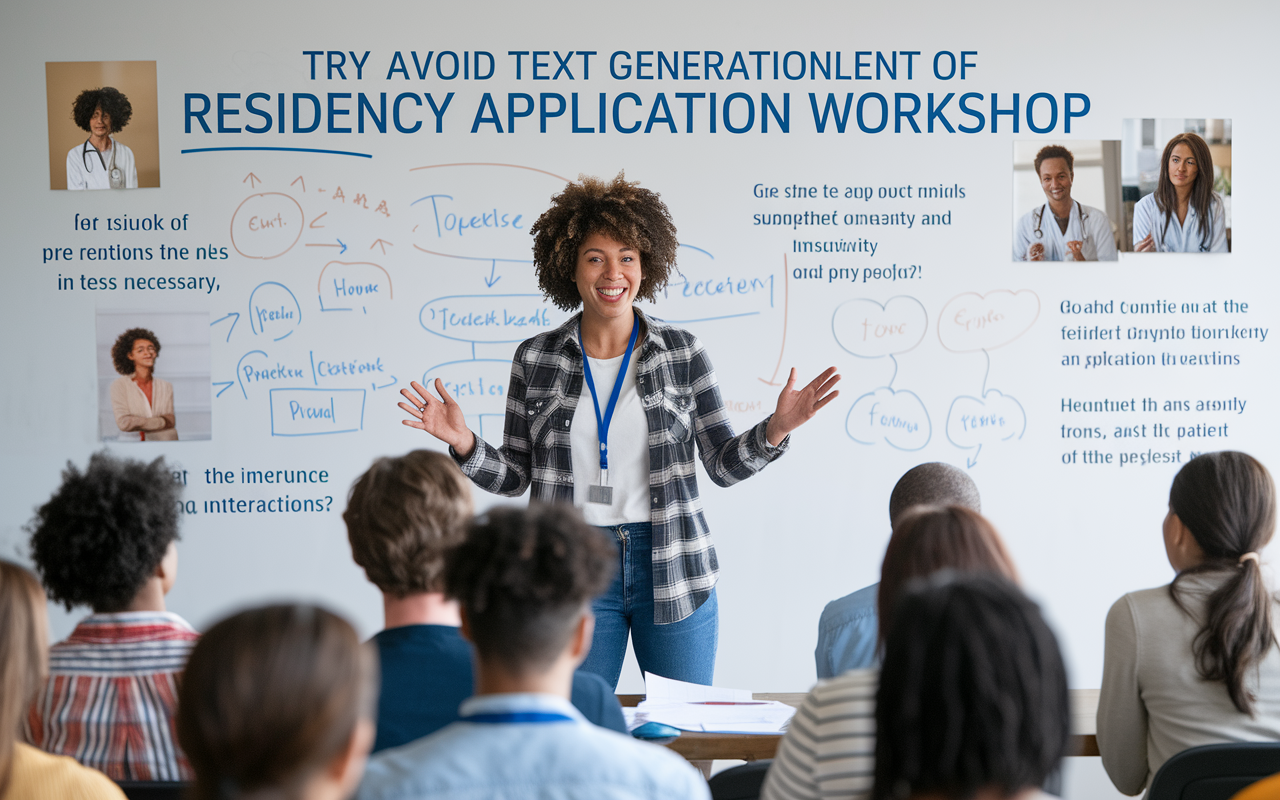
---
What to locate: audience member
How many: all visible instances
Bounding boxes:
[356,503,709,800]
[344,451,625,752]
[871,572,1069,800]
[25,452,197,781]
[177,604,376,800]
[0,560,125,800]
[815,462,981,678]
[764,505,1017,800]
[1099,451,1280,795]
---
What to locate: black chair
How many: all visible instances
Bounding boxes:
[708,760,772,800]
[114,781,189,800]
[1146,742,1280,800]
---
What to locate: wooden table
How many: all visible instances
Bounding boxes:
[620,688,1100,762]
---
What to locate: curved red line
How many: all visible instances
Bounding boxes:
[408,162,571,183]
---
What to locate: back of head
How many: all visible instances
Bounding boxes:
[1168,451,1277,715]
[888,463,981,526]
[444,504,615,674]
[344,450,473,596]
[0,561,48,793]
[177,604,377,800]
[27,451,180,612]
[872,573,1069,800]
[877,505,1017,645]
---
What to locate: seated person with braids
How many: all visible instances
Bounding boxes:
[25,452,198,782]
[871,573,1070,800]
[343,451,624,753]
[815,462,982,677]
[1099,451,1280,796]
[356,504,709,800]
[764,505,1019,800]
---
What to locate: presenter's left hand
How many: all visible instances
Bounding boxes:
[766,367,841,446]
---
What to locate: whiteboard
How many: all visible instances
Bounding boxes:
[1,0,1275,707]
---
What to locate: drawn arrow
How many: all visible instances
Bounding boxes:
[211,312,240,342]
[371,238,393,255]
[484,259,501,288]
[213,381,234,398]
[759,255,790,385]
[338,238,347,254]
[967,444,983,469]
[309,212,327,229]
[244,172,261,188]
[373,376,399,391]
[291,175,306,192]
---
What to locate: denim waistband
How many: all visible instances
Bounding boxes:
[597,521,651,543]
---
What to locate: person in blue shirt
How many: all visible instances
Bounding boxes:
[357,503,709,800]
[343,450,626,752]
[814,462,981,678]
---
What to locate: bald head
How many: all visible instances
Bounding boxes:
[888,463,981,526]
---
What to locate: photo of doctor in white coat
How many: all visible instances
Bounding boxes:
[1014,145,1116,262]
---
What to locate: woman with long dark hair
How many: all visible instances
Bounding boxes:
[1098,451,1280,795]
[1133,132,1228,253]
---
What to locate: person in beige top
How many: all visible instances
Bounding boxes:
[0,560,124,800]
[1099,451,1280,796]
[108,328,177,441]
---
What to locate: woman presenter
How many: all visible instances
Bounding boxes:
[401,174,839,686]
[109,327,177,441]
[1133,132,1228,253]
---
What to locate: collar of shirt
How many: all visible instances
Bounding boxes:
[458,693,586,724]
[68,611,198,643]
[552,307,671,361]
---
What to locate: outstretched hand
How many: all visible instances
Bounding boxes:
[399,379,476,457]
[765,366,841,446]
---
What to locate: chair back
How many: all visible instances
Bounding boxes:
[1147,742,1280,800]
[114,781,189,800]
[708,760,772,800]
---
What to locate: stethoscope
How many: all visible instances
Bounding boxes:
[1032,200,1088,241]
[81,138,124,188]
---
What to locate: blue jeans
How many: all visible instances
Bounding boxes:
[580,522,719,689]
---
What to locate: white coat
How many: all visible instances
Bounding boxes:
[66,137,138,191]
[1014,200,1116,262]
[1133,192,1228,253]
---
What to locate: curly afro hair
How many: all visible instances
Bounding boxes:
[27,451,181,612]
[529,173,679,311]
[444,503,615,671]
[72,87,133,133]
[111,328,161,376]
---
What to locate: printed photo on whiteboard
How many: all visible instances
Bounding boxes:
[96,310,211,442]
[1012,140,1121,262]
[1122,119,1231,253]
[45,61,160,191]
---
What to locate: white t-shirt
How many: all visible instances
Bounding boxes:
[571,351,651,526]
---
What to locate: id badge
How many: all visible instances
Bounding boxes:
[587,484,614,505]
[109,168,124,189]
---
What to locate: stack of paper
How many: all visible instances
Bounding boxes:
[624,674,796,735]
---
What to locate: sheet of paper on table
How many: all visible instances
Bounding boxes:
[623,674,796,734]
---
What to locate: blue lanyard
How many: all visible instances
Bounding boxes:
[463,712,575,724]
[578,316,639,473]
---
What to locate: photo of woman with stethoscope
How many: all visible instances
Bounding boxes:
[65,87,138,191]
[1133,132,1228,253]
[1013,144,1117,262]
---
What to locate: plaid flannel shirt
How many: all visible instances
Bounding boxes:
[455,310,788,624]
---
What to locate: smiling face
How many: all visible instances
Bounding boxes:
[1037,157,1074,204]
[89,106,112,138]
[1168,143,1199,190]
[127,338,157,371]
[575,231,642,326]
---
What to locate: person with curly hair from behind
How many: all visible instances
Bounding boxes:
[25,451,198,782]
[400,173,841,686]
[109,327,177,441]
[66,87,137,191]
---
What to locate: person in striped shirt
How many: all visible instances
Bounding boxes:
[24,451,198,782]
[762,505,1019,800]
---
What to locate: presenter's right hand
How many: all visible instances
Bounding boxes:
[1135,233,1156,252]
[1028,242,1045,261]
[399,379,476,458]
